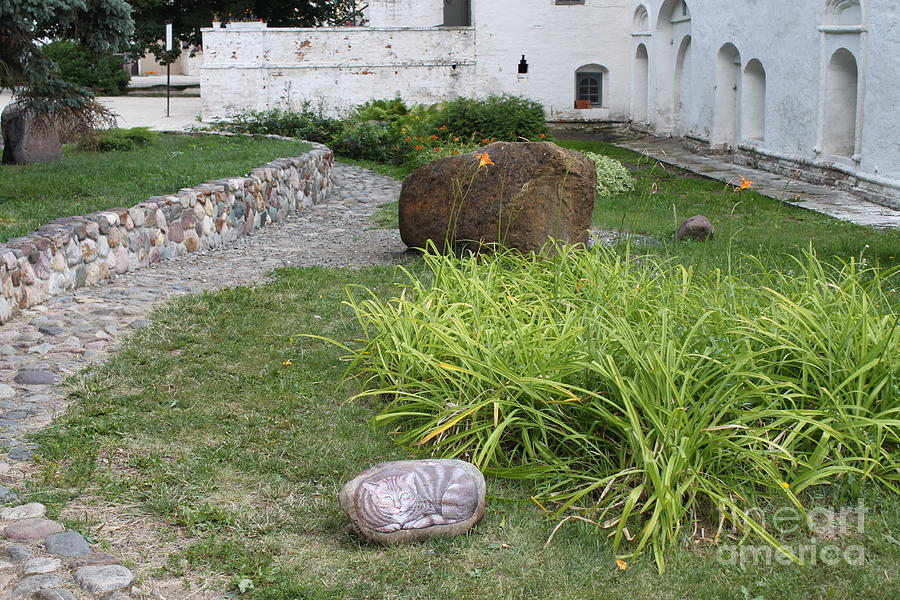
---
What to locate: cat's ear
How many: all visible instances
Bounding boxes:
[399,472,416,486]
[363,481,380,494]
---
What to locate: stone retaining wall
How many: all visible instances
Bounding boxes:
[0,139,334,323]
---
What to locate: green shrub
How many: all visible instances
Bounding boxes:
[582,151,636,196]
[78,127,156,152]
[338,245,899,572]
[215,106,341,144]
[436,94,549,142]
[350,96,410,123]
[42,40,130,95]
[329,121,403,164]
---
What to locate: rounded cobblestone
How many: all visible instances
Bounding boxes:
[0,162,403,596]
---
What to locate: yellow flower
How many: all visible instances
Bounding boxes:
[282,360,293,366]
[616,559,628,570]
[780,481,790,489]
[476,152,494,168]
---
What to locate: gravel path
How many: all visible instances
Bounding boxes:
[0,162,404,599]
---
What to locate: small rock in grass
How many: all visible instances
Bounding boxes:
[675,215,715,241]
[74,565,134,596]
[0,486,18,503]
[12,572,65,596]
[0,385,15,399]
[7,444,38,461]
[37,590,77,600]
[24,557,62,574]
[45,531,92,556]
[1,502,47,520]
[4,518,64,541]
[6,544,33,561]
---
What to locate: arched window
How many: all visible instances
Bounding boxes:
[742,60,766,142]
[633,5,650,31]
[575,64,608,108]
[712,44,741,147]
[824,48,858,156]
[826,0,862,25]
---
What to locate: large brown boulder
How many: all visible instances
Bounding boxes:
[399,142,596,253]
[1,103,62,165]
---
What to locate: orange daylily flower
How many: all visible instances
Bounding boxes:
[415,145,423,150]
[433,147,441,152]
[539,133,546,139]
[404,136,412,142]
[439,125,447,130]
[482,138,490,143]
[476,152,494,168]
[735,175,754,192]
[431,135,439,140]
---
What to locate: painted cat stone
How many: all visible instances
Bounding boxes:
[339,459,486,543]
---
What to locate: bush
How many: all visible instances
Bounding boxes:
[582,151,635,196]
[42,40,130,95]
[436,94,549,142]
[78,127,156,152]
[350,96,409,123]
[329,121,404,164]
[340,246,900,572]
[215,106,341,144]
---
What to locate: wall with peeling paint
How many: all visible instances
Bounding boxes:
[201,26,476,118]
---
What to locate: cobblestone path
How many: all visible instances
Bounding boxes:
[0,163,404,599]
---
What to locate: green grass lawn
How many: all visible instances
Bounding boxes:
[25,267,899,599]
[15,141,900,599]
[0,133,311,243]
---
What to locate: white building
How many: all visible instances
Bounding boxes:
[201,1,900,208]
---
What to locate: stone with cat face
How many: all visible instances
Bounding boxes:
[339,459,486,543]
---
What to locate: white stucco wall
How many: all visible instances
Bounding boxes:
[366,0,445,27]
[470,1,632,121]
[201,26,475,118]
[637,0,900,197]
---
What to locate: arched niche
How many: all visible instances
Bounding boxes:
[673,35,692,130]
[655,0,692,130]
[633,44,650,122]
[824,48,858,156]
[741,59,766,142]
[826,0,863,25]
[712,43,741,147]
[633,5,650,32]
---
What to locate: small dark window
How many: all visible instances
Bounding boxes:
[556,1,586,5]
[576,72,603,107]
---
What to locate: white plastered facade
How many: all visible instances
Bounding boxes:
[201,1,900,206]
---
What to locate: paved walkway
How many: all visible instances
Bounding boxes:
[615,135,900,229]
[0,163,405,599]
[1,92,203,132]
